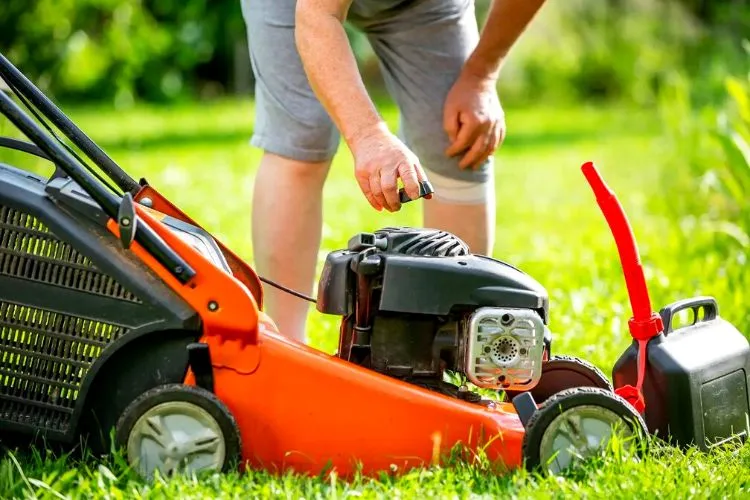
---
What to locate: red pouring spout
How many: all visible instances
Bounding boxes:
[581,162,663,413]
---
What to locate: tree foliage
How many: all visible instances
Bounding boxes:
[0,0,246,103]
[0,0,746,105]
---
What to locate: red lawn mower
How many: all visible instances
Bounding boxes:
[0,52,748,480]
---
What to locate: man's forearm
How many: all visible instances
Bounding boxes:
[295,0,385,147]
[463,0,547,81]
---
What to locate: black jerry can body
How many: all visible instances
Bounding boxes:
[612,296,750,450]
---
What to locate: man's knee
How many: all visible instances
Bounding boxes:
[256,151,333,191]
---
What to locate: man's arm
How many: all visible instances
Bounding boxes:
[295,0,382,147]
[465,0,548,80]
[295,0,426,212]
[443,0,547,168]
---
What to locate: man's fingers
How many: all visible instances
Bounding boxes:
[445,117,480,157]
[443,107,459,143]
[380,167,401,211]
[411,162,433,200]
[495,120,507,150]
[364,191,382,211]
[357,171,383,212]
[397,162,421,201]
[369,172,388,212]
[481,136,496,168]
[415,163,433,199]
[485,121,505,166]
[459,130,491,169]
[358,175,382,211]
[475,122,500,169]
[445,123,474,157]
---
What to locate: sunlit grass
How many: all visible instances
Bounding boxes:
[1,96,749,498]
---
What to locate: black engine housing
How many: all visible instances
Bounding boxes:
[317,227,550,388]
[317,227,549,318]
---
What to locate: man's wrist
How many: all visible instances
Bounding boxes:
[346,119,390,151]
[462,0,547,84]
[461,53,505,83]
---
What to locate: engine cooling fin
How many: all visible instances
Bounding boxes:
[376,227,470,257]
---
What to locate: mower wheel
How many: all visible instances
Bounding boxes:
[115,384,241,480]
[522,387,647,475]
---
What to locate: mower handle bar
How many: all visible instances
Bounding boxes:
[0,52,140,194]
[0,55,196,284]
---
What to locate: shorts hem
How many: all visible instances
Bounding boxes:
[427,192,491,205]
[422,165,492,184]
[250,134,338,163]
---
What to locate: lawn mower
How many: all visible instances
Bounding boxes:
[0,51,749,480]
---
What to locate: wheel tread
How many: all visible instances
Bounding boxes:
[521,386,648,474]
[114,383,242,478]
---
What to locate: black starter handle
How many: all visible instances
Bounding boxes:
[399,180,434,204]
[659,296,719,335]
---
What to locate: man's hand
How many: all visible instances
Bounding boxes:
[443,72,505,170]
[350,123,430,212]
[440,0,547,169]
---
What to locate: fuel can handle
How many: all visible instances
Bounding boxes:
[659,296,719,335]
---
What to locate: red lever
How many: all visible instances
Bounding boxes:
[581,162,663,413]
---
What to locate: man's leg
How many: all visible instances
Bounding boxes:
[422,169,495,256]
[359,0,496,255]
[251,154,330,344]
[241,0,340,343]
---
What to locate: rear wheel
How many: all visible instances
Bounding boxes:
[115,384,241,480]
[506,355,612,404]
[522,387,647,475]
[80,332,196,456]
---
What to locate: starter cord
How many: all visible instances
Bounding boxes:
[258,276,317,304]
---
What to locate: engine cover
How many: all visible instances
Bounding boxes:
[463,307,547,390]
[318,227,551,396]
[317,227,549,320]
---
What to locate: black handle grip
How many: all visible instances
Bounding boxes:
[659,296,719,335]
[399,180,435,204]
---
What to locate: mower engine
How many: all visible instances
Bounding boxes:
[317,227,551,396]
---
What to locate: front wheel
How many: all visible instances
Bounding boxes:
[115,384,242,480]
[522,387,647,475]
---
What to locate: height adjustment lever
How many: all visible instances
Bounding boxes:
[117,192,138,249]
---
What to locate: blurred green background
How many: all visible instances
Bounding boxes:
[1,0,748,106]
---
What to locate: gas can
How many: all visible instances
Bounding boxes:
[612,296,750,450]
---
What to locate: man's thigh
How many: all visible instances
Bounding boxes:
[358,0,493,192]
[241,0,339,162]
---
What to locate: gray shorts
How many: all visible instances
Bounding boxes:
[240,0,491,183]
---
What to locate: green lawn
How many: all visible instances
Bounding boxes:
[1,97,750,498]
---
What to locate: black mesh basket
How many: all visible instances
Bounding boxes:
[0,204,132,433]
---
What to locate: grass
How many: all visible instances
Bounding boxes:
[1,96,750,498]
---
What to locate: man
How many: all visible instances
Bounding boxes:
[240,0,547,343]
